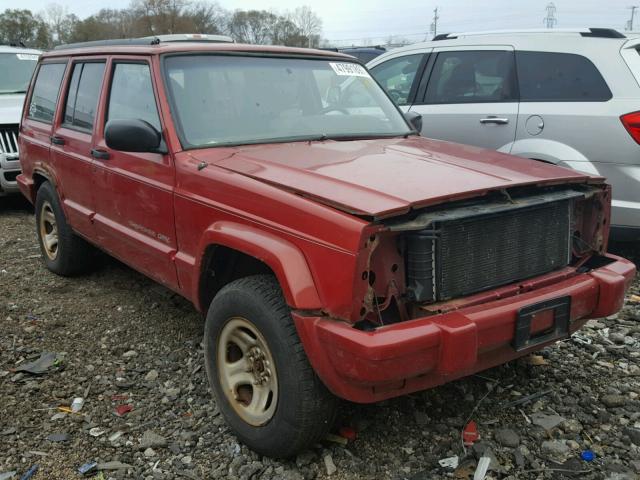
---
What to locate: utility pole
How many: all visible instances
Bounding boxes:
[430,7,439,38]
[626,6,639,31]
[543,2,557,28]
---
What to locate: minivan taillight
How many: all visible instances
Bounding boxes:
[621,111,640,144]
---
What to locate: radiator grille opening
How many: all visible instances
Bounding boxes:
[407,199,571,302]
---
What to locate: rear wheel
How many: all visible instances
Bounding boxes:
[35,181,95,276]
[204,274,338,458]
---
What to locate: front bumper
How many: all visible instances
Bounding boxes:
[0,153,21,194]
[294,254,636,403]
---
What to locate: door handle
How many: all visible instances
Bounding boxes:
[479,116,509,125]
[91,148,110,160]
[50,136,65,145]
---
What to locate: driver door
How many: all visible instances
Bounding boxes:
[91,57,179,290]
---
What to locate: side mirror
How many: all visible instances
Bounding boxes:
[105,119,165,153]
[404,111,423,133]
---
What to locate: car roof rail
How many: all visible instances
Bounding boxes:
[54,33,233,51]
[432,28,625,40]
[580,28,626,38]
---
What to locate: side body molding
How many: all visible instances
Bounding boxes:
[193,221,322,311]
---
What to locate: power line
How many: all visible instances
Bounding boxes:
[543,2,557,28]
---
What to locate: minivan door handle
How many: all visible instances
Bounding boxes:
[91,149,110,160]
[50,136,65,145]
[479,116,509,125]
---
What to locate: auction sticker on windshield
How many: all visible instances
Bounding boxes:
[329,62,370,77]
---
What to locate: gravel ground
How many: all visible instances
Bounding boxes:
[1,196,639,480]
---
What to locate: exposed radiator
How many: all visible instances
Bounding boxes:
[406,198,572,302]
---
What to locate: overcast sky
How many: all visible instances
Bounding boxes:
[1,0,638,45]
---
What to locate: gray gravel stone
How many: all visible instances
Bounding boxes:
[601,394,627,408]
[495,428,520,448]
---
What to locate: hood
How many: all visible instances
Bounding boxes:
[194,136,595,218]
[0,94,26,125]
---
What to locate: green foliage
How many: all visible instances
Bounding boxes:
[0,9,51,47]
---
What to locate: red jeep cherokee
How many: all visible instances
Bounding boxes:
[18,39,635,457]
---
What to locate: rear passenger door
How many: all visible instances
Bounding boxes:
[92,58,179,290]
[50,59,106,237]
[410,47,519,151]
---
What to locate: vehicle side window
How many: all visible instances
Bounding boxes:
[370,54,423,105]
[516,51,612,102]
[107,63,161,131]
[63,62,105,131]
[425,50,517,104]
[27,63,67,124]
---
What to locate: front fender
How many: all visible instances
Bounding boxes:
[195,221,322,311]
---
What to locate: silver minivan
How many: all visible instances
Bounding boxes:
[368,28,640,240]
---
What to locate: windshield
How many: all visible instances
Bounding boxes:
[164,55,411,148]
[0,53,38,94]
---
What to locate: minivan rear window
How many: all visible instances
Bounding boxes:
[516,51,612,102]
[28,63,67,124]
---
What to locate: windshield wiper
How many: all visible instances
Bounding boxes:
[319,132,414,142]
[0,90,27,94]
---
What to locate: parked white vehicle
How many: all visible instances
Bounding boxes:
[0,45,40,195]
[368,28,640,240]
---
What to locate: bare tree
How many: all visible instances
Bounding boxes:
[290,6,322,47]
[183,1,227,34]
[228,10,278,44]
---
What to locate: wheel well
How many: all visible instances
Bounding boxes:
[33,172,49,191]
[199,245,274,311]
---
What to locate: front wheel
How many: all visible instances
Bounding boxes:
[204,275,338,458]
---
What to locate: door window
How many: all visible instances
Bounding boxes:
[516,51,611,102]
[27,63,67,123]
[425,50,517,104]
[63,62,105,131]
[370,54,424,105]
[107,63,161,131]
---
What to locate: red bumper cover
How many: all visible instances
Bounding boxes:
[294,254,636,403]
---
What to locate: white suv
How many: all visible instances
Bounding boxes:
[0,45,40,195]
[368,28,640,241]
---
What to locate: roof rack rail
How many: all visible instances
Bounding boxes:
[580,28,626,38]
[432,28,625,41]
[54,33,233,51]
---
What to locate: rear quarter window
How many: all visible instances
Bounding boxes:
[28,62,67,124]
[516,51,612,102]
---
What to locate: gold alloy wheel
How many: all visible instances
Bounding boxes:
[39,200,59,260]
[217,317,278,426]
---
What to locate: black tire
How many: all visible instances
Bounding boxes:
[204,274,338,458]
[35,181,95,276]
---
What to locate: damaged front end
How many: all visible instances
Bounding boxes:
[293,182,635,403]
[351,183,612,327]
